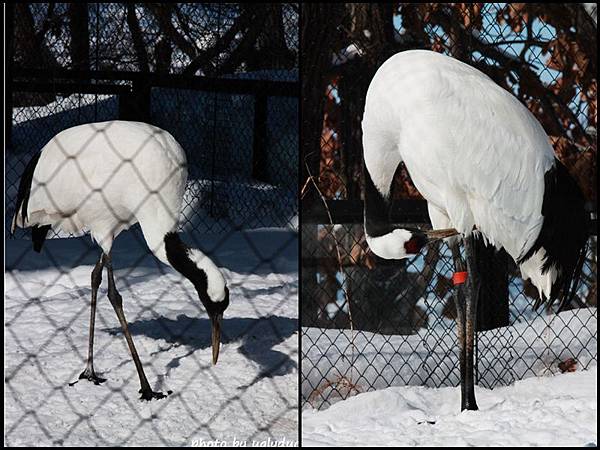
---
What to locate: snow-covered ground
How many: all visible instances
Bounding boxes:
[302,306,597,446]
[5,228,298,446]
[303,307,597,408]
[302,366,597,446]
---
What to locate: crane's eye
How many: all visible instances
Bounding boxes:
[404,234,427,255]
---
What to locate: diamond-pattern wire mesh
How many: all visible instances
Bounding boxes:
[6,3,298,446]
[301,3,597,409]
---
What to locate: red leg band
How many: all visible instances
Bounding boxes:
[453,271,468,285]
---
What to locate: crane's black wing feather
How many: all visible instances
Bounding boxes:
[12,152,51,251]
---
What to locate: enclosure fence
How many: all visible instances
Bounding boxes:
[5,3,298,446]
[300,3,597,409]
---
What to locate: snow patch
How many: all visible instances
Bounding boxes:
[303,367,597,446]
[5,229,298,445]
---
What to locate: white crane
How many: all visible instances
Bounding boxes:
[11,120,230,401]
[362,50,589,411]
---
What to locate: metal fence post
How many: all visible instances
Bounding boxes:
[252,93,268,182]
[6,3,15,151]
[119,79,151,123]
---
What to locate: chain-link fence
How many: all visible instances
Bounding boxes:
[5,3,298,446]
[301,3,597,409]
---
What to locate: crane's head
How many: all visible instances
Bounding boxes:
[164,233,230,365]
[365,228,429,259]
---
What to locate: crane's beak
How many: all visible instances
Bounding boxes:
[211,313,222,365]
[424,228,459,240]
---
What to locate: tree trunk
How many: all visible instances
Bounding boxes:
[69,3,90,70]
[254,3,295,70]
[14,3,59,70]
[126,3,149,72]
[13,3,59,106]
[346,3,396,66]
[301,3,345,198]
[301,5,346,330]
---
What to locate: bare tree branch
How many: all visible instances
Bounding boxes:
[147,3,197,59]
[183,8,253,76]
[68,3,90,70]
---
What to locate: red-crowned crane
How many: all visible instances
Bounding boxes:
[362,50,589,411]
[11,120,230,401]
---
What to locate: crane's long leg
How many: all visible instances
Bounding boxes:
[70,254,106,386]
[104,253,165,401]
[463,235,479,411]
[450,240,468,410]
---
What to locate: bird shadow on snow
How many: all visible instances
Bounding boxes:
[102,314,297,385]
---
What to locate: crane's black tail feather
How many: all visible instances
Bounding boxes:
[12,151,43,235]
[521,159,589,312]
[11,151,50,252]
[557,242,587,313]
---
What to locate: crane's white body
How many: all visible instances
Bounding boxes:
[362,50,557,298]
[12,120,226,301]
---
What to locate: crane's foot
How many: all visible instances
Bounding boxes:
[139,388,170,401]
[69,367,107,386]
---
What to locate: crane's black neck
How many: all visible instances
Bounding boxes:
[364,162,396,238]
[163,232,230,316]
[163,232,208,297]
